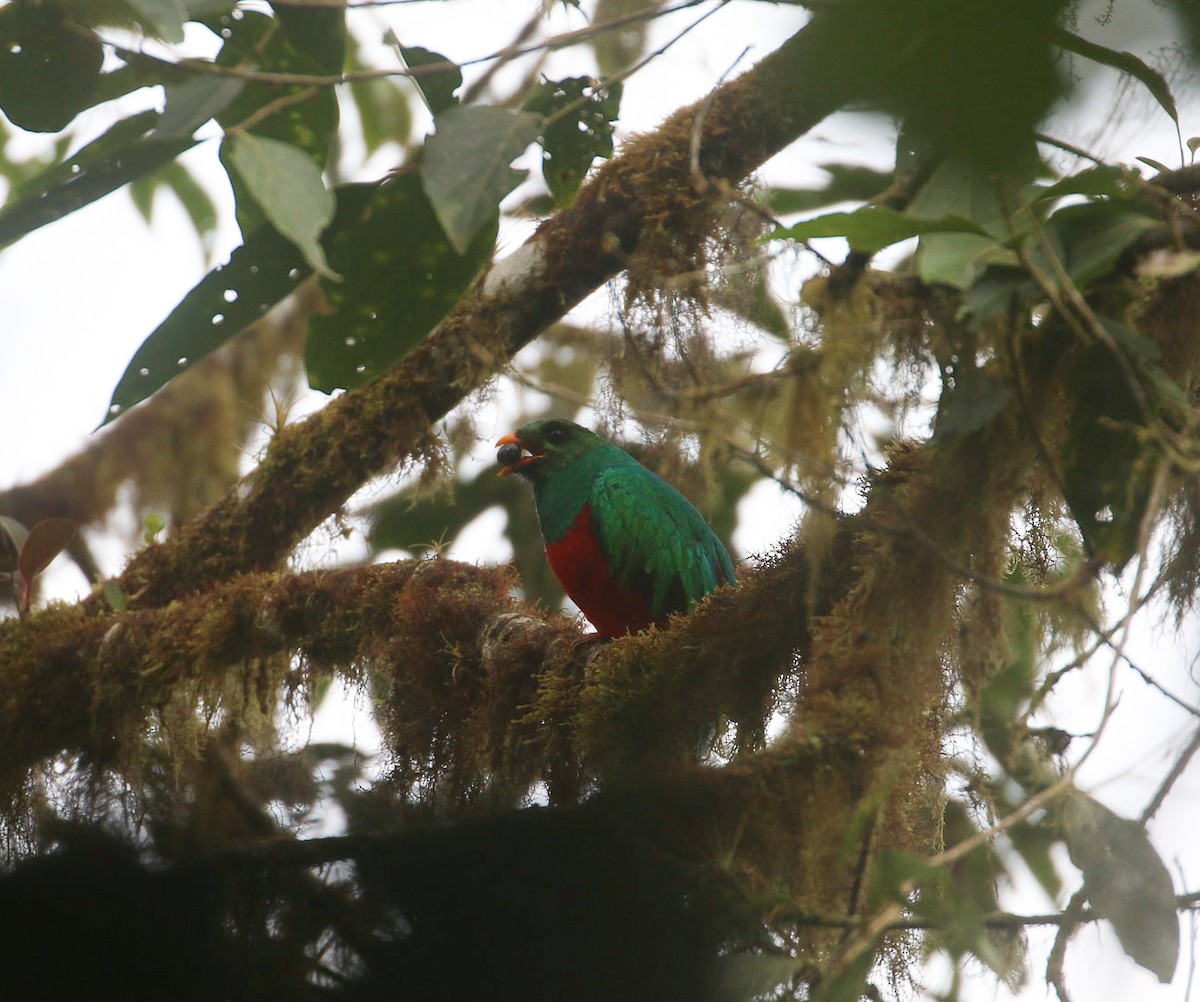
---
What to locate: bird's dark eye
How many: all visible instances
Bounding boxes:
[546,426,568,444]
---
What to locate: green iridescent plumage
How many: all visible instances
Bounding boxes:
[497,419,735,634]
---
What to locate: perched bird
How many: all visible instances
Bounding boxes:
[496,419,736,637]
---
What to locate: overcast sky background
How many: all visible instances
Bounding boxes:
[2,1,1200,999]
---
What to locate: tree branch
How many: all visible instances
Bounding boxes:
[0,533,824,793]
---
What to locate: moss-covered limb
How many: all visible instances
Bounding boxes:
[0,532,836,804]
[97,16,857,612]
[758,296,1091,928]
[0,560,517,794]
[0,545,785,794]
[755,269,1200,932]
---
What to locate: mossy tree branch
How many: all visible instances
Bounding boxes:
[0,539,822,796]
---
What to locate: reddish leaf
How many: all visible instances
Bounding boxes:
[18,517,78,582]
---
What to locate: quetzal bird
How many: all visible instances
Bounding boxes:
[496,419,736,637]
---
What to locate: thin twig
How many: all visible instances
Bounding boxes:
[1034,131,1106,167]
[1047,888,1089,1002]
[1140,723,1200,825]
[458,5,545,106]
[105,0,716,89]
[775,889,1200,932]
[226,86,319,136]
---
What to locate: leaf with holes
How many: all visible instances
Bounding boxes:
[0,4,103,132]
[0,111,194,249]
[103,183,377,425]
[306,171,496,392]
[523,76,622,207]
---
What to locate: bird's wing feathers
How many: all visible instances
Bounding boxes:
[589,464,732,616]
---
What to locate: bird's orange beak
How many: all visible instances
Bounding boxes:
[496,432,543,477]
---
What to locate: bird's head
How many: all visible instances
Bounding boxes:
[496,419,606,482]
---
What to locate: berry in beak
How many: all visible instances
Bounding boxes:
[496,433,542,477]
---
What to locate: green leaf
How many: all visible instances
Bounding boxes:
[775,206,989,255]
[1059,792,1179,982]
[903,157,1037,288]
[396,42,462,116]
[129,172,158,224]
[523,76,622,207]
[158,160,219,240]
[1007,817,1063,901]
[1053,29,1178,126]
[810,950,876,1002]
[306,171,495,392]
[225,135,338,279]
[124,0,187,42]
[712,264,790,340]
[346,42,413,155]
[1043,201,1166,289]
[214,8,342,236]
[1136,156,1171,175]
[18,518,77,582]
[157,74,245,139]
[870,849,946,904]
[0,516,28,574]
[1100,316,1162,363]
[0,111,194,249]
[143,512,166,545]
[0,4,103,132]
[908,158,1017,239]
[103,183,376,424]
[102,579,129,613]
[917,232,1017,290]
[710,952,803,1002]
[959,268,1036,325]
[121,164,217,281]
[972,590,1038,761]
[764,164,893,215]
[589,0,651,76]
[1034,165,1140,203]
[421,106,543,254]
[1061,338,1154,566]
[934,367,1012,439]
